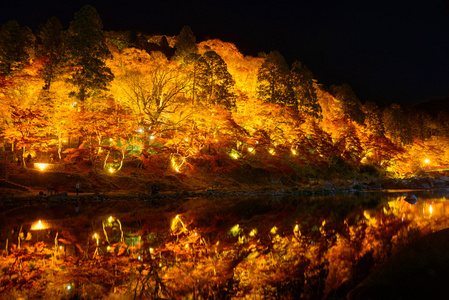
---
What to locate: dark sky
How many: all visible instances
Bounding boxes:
[1,0,449,105]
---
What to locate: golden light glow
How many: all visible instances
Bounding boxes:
[108,216,113,223]
[429,204,433,215]
[248,147,254,153]
[424,158,430,164]
[249,228,257,236]
[109,168,114,173]
[270,226,278,234]
[150,135,155,140]
[231,153,239,159]
[34,163,50,171]
[31,220,45,230]
[291,149,297,155]
[150,248,154,253]
[171,214,187,232]
[171,157,183,172]
[269,149,275,155]
[230,224,241,237]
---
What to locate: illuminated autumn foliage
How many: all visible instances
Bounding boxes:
[0,6,448,178]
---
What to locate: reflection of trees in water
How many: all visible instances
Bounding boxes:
[2,192,449,299]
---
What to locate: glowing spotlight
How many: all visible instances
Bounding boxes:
[31,220,45,230]
[34,163,49,171]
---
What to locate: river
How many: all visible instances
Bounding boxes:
[3,189,449,299]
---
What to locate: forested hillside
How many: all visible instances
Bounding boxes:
[1,5,447,181]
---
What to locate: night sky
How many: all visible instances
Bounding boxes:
[1,0,449,106]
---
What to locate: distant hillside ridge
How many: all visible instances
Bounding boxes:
[415,97,449,117]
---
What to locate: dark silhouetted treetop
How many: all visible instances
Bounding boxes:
[382,103,412,145]
[66,5,113,102]
[38,16,65,90]
[257,50,294,107]
[291,61,321,118]
[330,83,365,126]
[196,50,235,109]
[362,101,384,137]
[173,25,198,63]
[0,20,34,75]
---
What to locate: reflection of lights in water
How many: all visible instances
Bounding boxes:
[430,205,433,215]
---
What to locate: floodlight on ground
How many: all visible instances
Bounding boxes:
[34,163,50,171]
[31,220,46,230]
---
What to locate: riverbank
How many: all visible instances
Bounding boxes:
[2,167,449,200]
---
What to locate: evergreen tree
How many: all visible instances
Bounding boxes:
[329,83,365,126]
[196,50,235,108]
[65,5,113,102]
[382,103,412,145]
[362,101,384,137]
[0,20,34,74]
[257,51,294,107]
[38,16,65,90]
[291,61,321,118]
[173,25,198,63]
